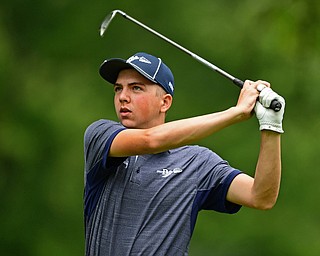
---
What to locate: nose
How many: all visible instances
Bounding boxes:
[118,87,130,103]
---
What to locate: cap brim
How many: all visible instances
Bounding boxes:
[99,58,133,84]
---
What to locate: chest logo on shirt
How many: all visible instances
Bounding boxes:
[156,168,183,178]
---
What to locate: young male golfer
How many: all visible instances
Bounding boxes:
[84,52,285,255]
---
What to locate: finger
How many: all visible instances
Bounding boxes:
[255,80,271,88]
[243,80,254,88]
[257,84,267,92]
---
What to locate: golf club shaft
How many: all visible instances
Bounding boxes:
[101,10,281,111]
[115,11,239,84]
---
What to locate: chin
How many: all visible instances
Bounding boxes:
[120,120,137,128]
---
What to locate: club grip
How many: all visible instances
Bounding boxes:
[232,78,282,112]
[270,99,282,112]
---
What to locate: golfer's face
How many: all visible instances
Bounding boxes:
[114,69,165,129]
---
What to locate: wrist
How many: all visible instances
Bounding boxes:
[259,123,284,134]
[229,106,252,123]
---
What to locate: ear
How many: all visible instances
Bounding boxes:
[160,94,172,113]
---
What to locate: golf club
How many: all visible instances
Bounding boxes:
[100,10,282,111]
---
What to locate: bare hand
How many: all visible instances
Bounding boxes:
[236,80,270,120]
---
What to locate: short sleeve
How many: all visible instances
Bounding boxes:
[84,119,126,172]
[84,119,126,218]
[195,147,242,213]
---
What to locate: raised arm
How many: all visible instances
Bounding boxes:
[227,85,285,210]
[110,107,251,157]
[226,131,281,210]
[109,80,261,157]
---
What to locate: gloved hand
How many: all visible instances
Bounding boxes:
[254,87,286,133]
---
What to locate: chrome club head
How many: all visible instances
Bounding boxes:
[100,10,126,37]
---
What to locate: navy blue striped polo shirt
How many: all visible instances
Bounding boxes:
[84,119,242,256]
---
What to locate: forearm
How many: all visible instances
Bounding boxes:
[110,106,248,156]
[147,107,247,152]
[251,131,281,209]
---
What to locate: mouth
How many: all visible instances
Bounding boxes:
[119,107,132,117]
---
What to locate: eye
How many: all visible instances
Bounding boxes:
[132,85,143,91]
[114,85,122,93]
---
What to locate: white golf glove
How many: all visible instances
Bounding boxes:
[254,87,285,133]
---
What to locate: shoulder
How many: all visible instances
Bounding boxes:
[84,119,125,144]
[85,119,118,132]
[85,119,123,136]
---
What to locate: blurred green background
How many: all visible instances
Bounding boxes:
[1,0,319,255]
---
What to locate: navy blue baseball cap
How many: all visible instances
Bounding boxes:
[99,52,175,96]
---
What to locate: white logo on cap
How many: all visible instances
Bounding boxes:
[139,57,151,64]
[127,55,151,64]
[168,82,174,92]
